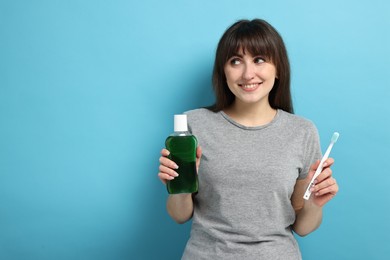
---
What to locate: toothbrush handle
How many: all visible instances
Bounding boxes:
[303,142,334,200]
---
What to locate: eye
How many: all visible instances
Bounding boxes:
[229,57,241,65]
[254,57,265,64]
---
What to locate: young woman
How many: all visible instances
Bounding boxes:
[158,19,339,259]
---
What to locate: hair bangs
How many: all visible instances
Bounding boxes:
[224,24,275,63]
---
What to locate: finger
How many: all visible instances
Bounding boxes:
[314,178,338,195]
[313,192,336,207]
[307,160,320,180]
[315,183,339,197]
[315,167,333,183]
[308,157,335,181]
[159,156,179,169]
[196,146,202,171]
[159,165,179,177]
[322,157,335,168]
[161,148,170,157]
[196,146,202,159]
[310,159,321,171]
[158,172,174,184]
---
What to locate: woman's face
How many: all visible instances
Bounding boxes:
[224,50,277,107]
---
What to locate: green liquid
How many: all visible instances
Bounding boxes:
[165,135,198,194]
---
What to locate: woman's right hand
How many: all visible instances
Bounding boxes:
[157,146,202,185]
[158,148,179,185]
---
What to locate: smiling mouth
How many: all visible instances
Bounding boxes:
[239,83,262,90]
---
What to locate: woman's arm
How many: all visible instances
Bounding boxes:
[167,194,194,224]
[291,158,338,236]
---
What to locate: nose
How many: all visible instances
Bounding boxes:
[242,63,255,80]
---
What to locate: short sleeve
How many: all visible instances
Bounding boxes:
[298,123,322,180]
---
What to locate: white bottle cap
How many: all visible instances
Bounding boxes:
[174,114,188,132]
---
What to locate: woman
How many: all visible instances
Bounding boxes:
[158,19,338,259]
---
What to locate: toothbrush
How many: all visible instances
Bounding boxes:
[303,132,340,200]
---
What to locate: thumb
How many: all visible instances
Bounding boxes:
[196,146,202,172]
[306,159,320,181]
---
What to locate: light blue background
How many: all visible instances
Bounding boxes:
[1,0,389,259]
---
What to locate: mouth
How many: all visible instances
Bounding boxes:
[238,83,262,91]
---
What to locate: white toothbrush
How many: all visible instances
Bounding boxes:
[303,132,340,200]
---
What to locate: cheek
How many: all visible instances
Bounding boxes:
[268,78,276,89]
[223,67,231,80]
[224,67,241,83]
[270,66,278,79]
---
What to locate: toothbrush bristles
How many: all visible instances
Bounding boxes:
[331,132,339,143]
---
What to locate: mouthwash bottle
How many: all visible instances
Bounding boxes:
[165,114,198,194]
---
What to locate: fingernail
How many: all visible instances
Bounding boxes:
[315,192,319,196]
[173,172,179,177]
[323,162,328,167]
[173,164,179,169]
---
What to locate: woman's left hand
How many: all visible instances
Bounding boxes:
[307,158,339,207]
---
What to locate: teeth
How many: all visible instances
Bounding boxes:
[242,83,258,89]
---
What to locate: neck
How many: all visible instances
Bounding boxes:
[224,100,277,127]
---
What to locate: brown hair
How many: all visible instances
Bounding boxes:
[209,19,293,113]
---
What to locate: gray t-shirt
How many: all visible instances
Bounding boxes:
[182,108,321,260]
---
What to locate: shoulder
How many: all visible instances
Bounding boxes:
[279,110,318,134]
[185,108,219,122]
[185,107,215,116]
[184,108,221,132]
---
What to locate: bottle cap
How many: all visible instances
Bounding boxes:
[174,114,188,132]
